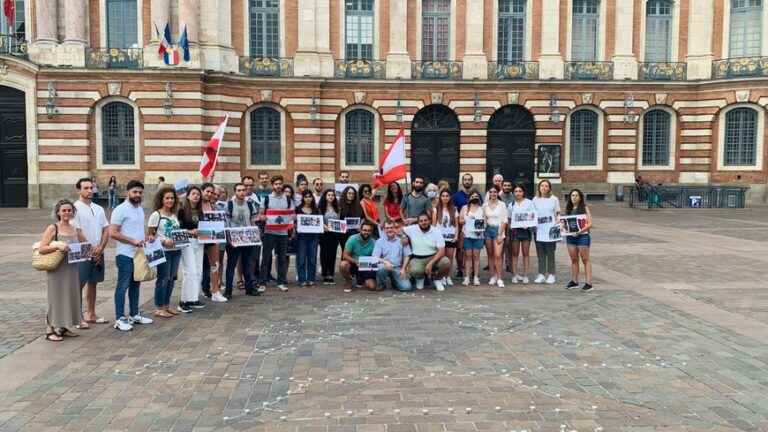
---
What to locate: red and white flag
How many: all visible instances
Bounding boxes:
[3,0,14,29]
[372,128,408,189]
[199,114,228,179]
[265,209,295,233]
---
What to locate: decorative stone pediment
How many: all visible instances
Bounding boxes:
[582,93,593,104]
[260,89,273,102]
[354,91,366,104]
[655,93,668,104]
[431,92,443,104]
[735,90,750,103]
[507,92,519,105]
[107,82,121,96]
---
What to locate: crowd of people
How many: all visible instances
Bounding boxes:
[37,171,593,341]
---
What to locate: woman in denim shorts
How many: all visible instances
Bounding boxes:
[507,185,535,283]
[459,190,484,286]
[563,189,593,291]
[482,186,508,287]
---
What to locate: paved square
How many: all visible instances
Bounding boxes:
[1,205,767,431]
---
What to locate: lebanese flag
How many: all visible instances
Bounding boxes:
[265,209,295,233]
[3,0,13,29]
[372,128,408,189]
[199,114,229,178]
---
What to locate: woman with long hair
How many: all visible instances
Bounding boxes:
[147,187,182,318]
[319,189,342,284]
[200,183,226,303]
[359,183,380,237]
[339,185,363,246]
[564,189,593,291]
[177,186,205,313]
[296,190,321,286]
[507,184,534,283]
[533,179,561,285]
[107,176,118,209]
[482,185,508,287]
[433,188,458,287]
[383,182,404,224]
[459,190,484,286]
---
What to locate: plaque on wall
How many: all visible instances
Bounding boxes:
[537,145,561,178]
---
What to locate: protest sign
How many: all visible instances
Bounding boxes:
[328,219,348,233]
[170,230,191,248]
[472,218,485,234]
[536,215,561,242]
[560,214,588,236]
[228,226,262,247]
[440,225,457,241]
[345,217,362,231]
[202,211,227,222]
[143,239,167,267]
[198,221,227,244]
[509,208,537,228]
[173,179,189,197]
[67,242,92,264]
[334,183,359,197]
[265,208,295,233]
[297,214,323,234]
[358,256,379,271]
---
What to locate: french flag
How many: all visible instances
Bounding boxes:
[372,128,408,189]
[155,22,178,65]
[199,114,229,179]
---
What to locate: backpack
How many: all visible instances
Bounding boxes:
[227,199,257,221]
[263,195,292,210]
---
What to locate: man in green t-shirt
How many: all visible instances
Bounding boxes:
[339,221,377,293]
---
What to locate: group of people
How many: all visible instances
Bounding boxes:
[37,171,593,342]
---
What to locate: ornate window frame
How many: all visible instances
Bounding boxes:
[564,105,604,171]
[95,96,141,170]
[339,104,380,171]
[717,103,764,171]
[244,102,287,170]
[638,106,677,170]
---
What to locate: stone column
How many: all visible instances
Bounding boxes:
[386,0,410,78]
[61,0,88,67]
[315,0,334,77]
[199,0,238,72]
[686,0,714,79]
[179,0,201,68]
[612,0,637,79]
[294,0,321,76]
[539,0,563,79]
[30,0,59,65]
[462,0,487,79]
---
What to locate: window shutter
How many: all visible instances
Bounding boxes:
[345,110,375,165]
[102,102,135,165]
[250,0,280,57]
[570,110,598,166]
[642,110,671,166]
[250,107,281,166]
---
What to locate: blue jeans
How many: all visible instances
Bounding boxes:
[115,255,140,319]
[154,250,181,307]
[225,245,257,295]
[108,191,117,209]
[260,234,288,285]
[296,234,319,283]
[376,267,412,291]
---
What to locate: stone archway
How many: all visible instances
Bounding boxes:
[0,85,27,207]
[410,104,460,188]
[486,104,535,196]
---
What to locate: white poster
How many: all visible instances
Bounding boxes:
[536,215,561,242]
[345,217,362,231]
[509,209,537,228]
[334,183,359,197]
[471,218,485,234]
[202,211,228,222]
[296,214,324,234]
[67,242,92,264]
[198,221,227,244]
[170,230,191,249]
[227,226,262,247]
[559,214,588,236]
[328,219,348,233]
[358,256,379,271]
[143,239,167,267]
[440,225,457,241]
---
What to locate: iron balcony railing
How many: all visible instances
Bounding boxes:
[712,56,768,79]
[638,62,687,81]
[487,61,539,80]
[239,56,293,77]
[86,48,142,69]
[334,59,386,79]
[0,33,27,58]
[564,61,614,80]
[628,185,747,209]
[411,60,463,80]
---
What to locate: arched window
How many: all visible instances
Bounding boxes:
[642,110,671,166]
[102,102,135,165]
[730,0,762,57]
[422,0,450,61]
[345,109,375,165]
[645,0,672,62]
[498,0,526,64]
[572,0,599,61]
[250,107,281,165]
[106,0,138,48]
[724,108,757,166]
[346,0,374,60]
[249,0,280,57]
[569,109,598,166]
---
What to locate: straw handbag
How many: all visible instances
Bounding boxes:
[32,225,66,271]
[133,248,157,282]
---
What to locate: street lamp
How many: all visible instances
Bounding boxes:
[624,95,639,124]
[45,81,58,119]
[548,94,562,123]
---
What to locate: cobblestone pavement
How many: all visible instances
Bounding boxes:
[0,204,767,431]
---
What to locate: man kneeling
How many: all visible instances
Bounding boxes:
[404,213,451,291]
[372,220,412,291]
[339,221,377,292]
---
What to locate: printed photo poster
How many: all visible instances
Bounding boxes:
[143,239,167,268]
[358,256,379,272]
[174,179,189,197]
[265,208,295,233]
[472,218,486,234]
[297,214,324,234]
[328,219,348,233]
[202,211,228,222]
[170,230,191,249]
[440,225,457,241]
[560,214,588,236]
[228,226,262,247]
[345,217,362,231]
[509,208,537,228]
[536,214,561,242]
[67,242,92,264]
[334,183,359,197]
[198,221,227,244]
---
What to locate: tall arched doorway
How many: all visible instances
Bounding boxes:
[487,105,535,196]
[411,104,460,188]
[0,86,27,207]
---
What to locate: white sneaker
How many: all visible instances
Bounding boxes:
[113,317,133,331]
[258,285,266,293]
[489,276,498,286]
[545,274,556,284]
[415,278,425,290]
[130,314,153,325]
[278,284,288,292]
[497,279,505,288]
[211,293,228,303]
[534,274,546,284]
[462,277,470,286]
[434,279,445,292]
[445,277,453,286]
[521,275,529,284]
[473,276,481,286]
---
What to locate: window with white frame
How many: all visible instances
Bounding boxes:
[571,0,599,61]
[250,107,281,166]
[730,0,762,58]
[345,109,374,165]
[106,0,138,48]
[724,107,757,166]
[645,0,672,62]
[102,101,136,165]
[569,109,598,166]
[498,0,525,64]
[642,110,671,166]
[345,0,374,60]
[0,0,24,38]
[249,0,280,57]
[422,0,450,61]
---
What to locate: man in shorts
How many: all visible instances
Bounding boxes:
[339,221,377,292]
[403,213,451,291]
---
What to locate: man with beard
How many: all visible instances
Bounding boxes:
[258,175,293,293]
[452,173,474,278]
[403,213,450,291]
[255,171,271,201]
[312,177,324,205]
[74,177,110,327]
[339,221,377,292]
[109,180,154,331]
[400,176,432,225]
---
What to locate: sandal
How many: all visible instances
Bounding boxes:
[85,317,110,324]
[165,307,179,316]
[237,280,245,291]
[57,328,79,338]
[154,310,173,318]
[45,332,63,342]
[76,322,90,330]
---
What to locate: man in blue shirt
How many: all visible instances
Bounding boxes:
[372,220,412,291]
[452,173,474,278]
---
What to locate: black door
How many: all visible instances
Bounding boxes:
[411,104,460,189]
[487,105,535,197]
[0,86,27,207]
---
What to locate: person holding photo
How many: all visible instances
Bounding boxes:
[339,221,378,292]
[483,185,509,288]
[372,220,412,291]
[533,180,561,285]
[39,200,87,341]
[296,190,321,286]
[359,184,380,237]
[432,189,458,287]
[258,175,293,293]
[507,185,534,284]
[564,189,593,291]
[147,187,182,318]
[339,185,363,246]
[319,189,342,285]
[178,186,206,312]
[459,190,484,286]
[383,182,404,224]
[403,213,450,291]
[224,183,260,298]
[200,182,226,303]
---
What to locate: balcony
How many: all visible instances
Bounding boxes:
[487,61,539,80]
[712,56,768,79]
[86,48,142,69]
[239,56,293,77]
[334,59,386,79]
[564,61,614,80]
[638,62,687,81]
[0,34,27,58]
[412,60,463,80]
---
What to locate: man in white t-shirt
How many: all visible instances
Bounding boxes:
[73,178,110,327]
[403,213,450,291]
